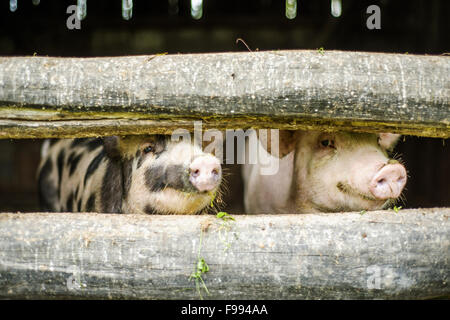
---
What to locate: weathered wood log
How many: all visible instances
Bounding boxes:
[0,209,448,299]
[0,51,449,139]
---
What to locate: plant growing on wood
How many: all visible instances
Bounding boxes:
[216,211,236,252]
[189,229,210,300]
[146,52,168,62]
[189,211,236,299]
[217,211,235,221]
[209,190,216,208]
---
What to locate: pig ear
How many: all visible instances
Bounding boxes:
[103,136,122,160]
[258,130,297,158]
[378,133,401,151]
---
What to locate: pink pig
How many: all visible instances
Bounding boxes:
[242,130,407,214]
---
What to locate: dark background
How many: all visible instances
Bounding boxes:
[0,0,448,213]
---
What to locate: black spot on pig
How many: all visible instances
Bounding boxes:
[84,150,105,185]
[122,160,133,200]
[165,165,191,192]
[38,158,57,212]
[67,151,75,164]
[74,185,79,200]
[144,204,157,215]
[57,149,65,198]
[144,164,189,192]
[136,150,143,169]
[101,160,123,213]
[69,153,82,176]
[85,194,96,212]
[144,165,166,192]
[86,138,103,151]
[66,192,74,212]
[70,138,86,148]
[48,138,59,147]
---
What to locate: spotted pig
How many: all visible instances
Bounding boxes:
[37,135,222,214]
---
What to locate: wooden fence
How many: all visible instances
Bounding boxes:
[0,50,448,299]
[0,50,448,138]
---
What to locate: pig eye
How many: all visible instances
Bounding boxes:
[143,145,154,154]
[320,139,335,148]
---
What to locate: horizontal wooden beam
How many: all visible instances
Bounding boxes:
[0,50,449,139]
[0,209,449,299]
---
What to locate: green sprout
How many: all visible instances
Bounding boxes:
[216,212,236,252]
[189,229,210,300]
[189,212,237,299]
[216,211,235,221]
[146,52,168,62]
[317,47,325,55]
[209,191,217,208]
[393,205,402,213]
[360,210,367,215]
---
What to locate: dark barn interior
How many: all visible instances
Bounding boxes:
[0,0,448,213]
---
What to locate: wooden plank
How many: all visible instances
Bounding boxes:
[0,209,449,299]
[0,50,449,139]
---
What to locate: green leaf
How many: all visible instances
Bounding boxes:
[217,211,235,221]
[216,212,227,219]
[209,191,217,207]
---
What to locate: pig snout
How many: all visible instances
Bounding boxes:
[369,163,407,200]
[189,155,221,192]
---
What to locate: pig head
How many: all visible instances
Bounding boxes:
[242,130,407,214]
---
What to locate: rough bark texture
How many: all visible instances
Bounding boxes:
[0,50,448,139]
[0,209,448,299]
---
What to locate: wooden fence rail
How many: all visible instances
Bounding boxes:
[0,209,449,299]
[0,50,449,139]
